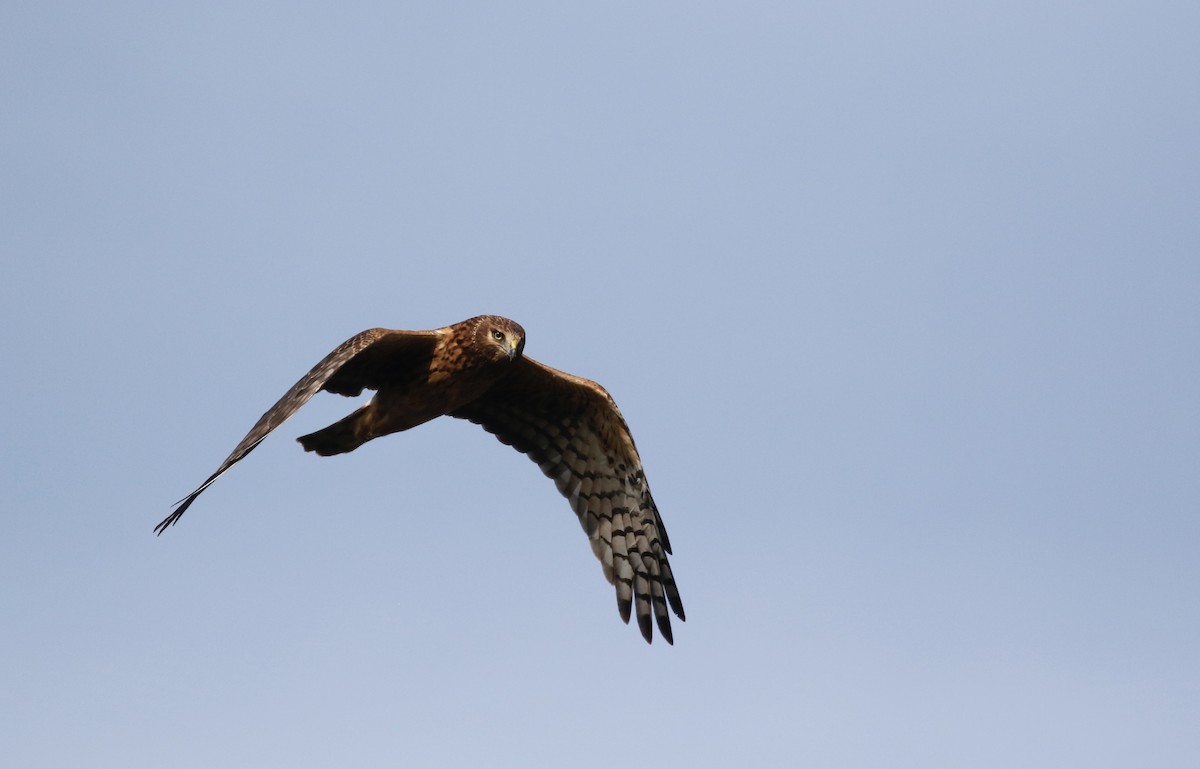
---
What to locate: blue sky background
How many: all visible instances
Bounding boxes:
[2,2,1197,766]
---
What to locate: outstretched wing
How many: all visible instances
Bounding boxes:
[155,327,440,534]
[451,357,684,644]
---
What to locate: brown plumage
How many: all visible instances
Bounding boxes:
[156,315,684,644]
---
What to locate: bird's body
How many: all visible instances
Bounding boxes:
[296,318,520,455]
[158,315,684,644]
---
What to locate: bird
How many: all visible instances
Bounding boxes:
[156,315,684,644]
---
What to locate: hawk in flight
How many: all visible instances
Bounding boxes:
[157,315,684,644]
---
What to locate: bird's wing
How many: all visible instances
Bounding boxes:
[156,327,441,534]
[450,357,684,643]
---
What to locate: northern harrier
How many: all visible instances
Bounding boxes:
[157,315,684,643]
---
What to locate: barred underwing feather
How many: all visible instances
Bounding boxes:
[452,357,685,644]
[157,315,684,644]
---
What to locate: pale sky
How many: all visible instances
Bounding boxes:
[2,2,1197,767]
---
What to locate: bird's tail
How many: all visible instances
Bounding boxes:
[298,405,371,456]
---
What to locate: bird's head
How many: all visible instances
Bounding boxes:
[475,316,526,363]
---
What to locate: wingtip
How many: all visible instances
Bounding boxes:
[637,612,653,643]
[152,513,178,536]
[155,493,198,536]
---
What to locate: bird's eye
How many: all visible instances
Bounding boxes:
[491,329,504,341]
